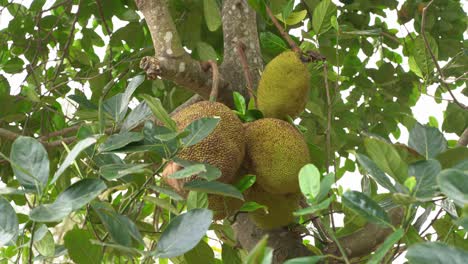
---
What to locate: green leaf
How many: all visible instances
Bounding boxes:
[364,138,408,184]
[10,136,49,193]
[298,164,321,199]
[342,191,390,226]
[233,91,246,115]
[29,202,72,222]
[315,172,334,202]
[276,10,307,25]
[436,147,468,169]
[222,244,243,264]
[118,75,145,122]
[91,202,133,246]
[239,201,267,212]
[168,164,207,179]
[52,137,97,184]
[367,228,404,264]
[64,228,103,264]
[203,0,221,31]
[172,159,222,181]
[184,180,244,200]
[100,163,150,180]
[153,209,213,258]
[409,122,447,159]
[55,179,107,211]
[30,179,106,222]
[260,32,288,55]
[121,102,153,132]
[2,57,24,73]
[234,174,256,192]
[187,191,209,210]
[34,230,55,257]
[437,169,468,207]
[245,235,272,264]
[293,196,333,216]
[182,117,220,147]
[98,132,144,152]
[141,94,177,131]
[283,256,326,264]
[355,153,398,193]
[184,240,215,264]
[312,0,337,35]
[406,242,468,264]
[0,196,18,246]
[144,196,179,215]
[196,42,218,61]
[409,160,441,199]
[411,35,438,79]
[148,185,184,201]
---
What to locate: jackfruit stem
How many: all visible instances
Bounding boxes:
[265,5,300,54]
[201,60,220,102]
[236,42,258,108]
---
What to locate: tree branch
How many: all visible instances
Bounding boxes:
[420,0,467,110]
[135,0,231,105]
[457,128,468,147]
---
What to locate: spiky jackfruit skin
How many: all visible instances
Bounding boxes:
[171,101,245,184]
[209,195,243,220]
[257,51,310,120]
[244,118,310,194]
[245,184,300,229]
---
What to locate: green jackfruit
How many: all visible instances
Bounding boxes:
[245,184,300,229]
[244,118,310,194]
[171,101,245,184]
[257,51,310,119]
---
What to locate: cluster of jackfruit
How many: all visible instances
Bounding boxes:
[161,50,311,228]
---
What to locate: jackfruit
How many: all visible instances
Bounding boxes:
[209,195,243,220]
[245,183,300,229]
[257,51,310,119]
[162,101,245,198]
[244,118,310,194]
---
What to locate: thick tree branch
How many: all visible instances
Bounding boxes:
[220,0,263,102]
[324,207,404,261]
[135,0,229,104]
[457,128,468,147]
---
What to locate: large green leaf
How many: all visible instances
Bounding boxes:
[437,169,468,207]
[182,117,220,147]
[203,0,221,31]
[34,230,55,257]
[406,242,468,264]
[51,137,97,184]
[184,180,244,200]
[153,209,213,258]
[55,179,107,211]
[29,202,72,222]
[98,132,144,152]
[141,94,177,131]
[118,75,145,122]
[342,191,390,226]
[409,123,447,159]
[184,240,215,264]
[99,163,150,180]
[364,138,408,184]
[64,228,103,264]
[312,0,336,35]
[356,153,398,193]
[409,160,441,199]
[298,164,321,199]
[121,102,153,132]
[10,136,49,193]
[0,196,18,246]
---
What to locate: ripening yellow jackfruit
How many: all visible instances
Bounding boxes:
[244,118,310,194]
[257,51,310,120]
[245,184,300,229]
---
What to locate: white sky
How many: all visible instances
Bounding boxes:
[0,0,467,262]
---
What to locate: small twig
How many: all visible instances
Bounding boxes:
[265,5,300,53]
[51,0,81,84]
[419,207,443,236]
[236,42,257,108]
[421,0,467,110]
[457,128,468,147]
[39,124,81,140]
[28,222,36,264]
[299,198,333,243]
[323,62,336,232]
[201,60,220,101]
